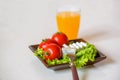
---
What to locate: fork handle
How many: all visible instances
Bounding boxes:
[71,63,79,80]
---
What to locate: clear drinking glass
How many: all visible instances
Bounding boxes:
[56,5,81,40]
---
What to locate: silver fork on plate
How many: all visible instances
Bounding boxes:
[62,48,79,80]
[62,42,86,80]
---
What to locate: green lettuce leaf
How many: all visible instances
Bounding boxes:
[74,43,97,68]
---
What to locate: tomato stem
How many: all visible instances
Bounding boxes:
[42,39,47,42]
[56,32,62,34]
[45,52,50,56]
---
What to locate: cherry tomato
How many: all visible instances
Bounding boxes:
[44,43,62,60]
[51,32,69,47]
[39,38,56,49]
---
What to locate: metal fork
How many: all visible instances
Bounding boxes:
[62,48,79,80]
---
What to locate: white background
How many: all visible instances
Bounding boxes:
[0,0,120,80]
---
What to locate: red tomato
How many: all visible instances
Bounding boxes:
[44,43,62,60]
[39,38,56,49]
[51,32,69,47]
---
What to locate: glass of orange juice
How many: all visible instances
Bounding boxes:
[56,5,81,40]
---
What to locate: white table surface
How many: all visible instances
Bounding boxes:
[0,0,120,80]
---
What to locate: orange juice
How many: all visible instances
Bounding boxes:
[56,11,80,40]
